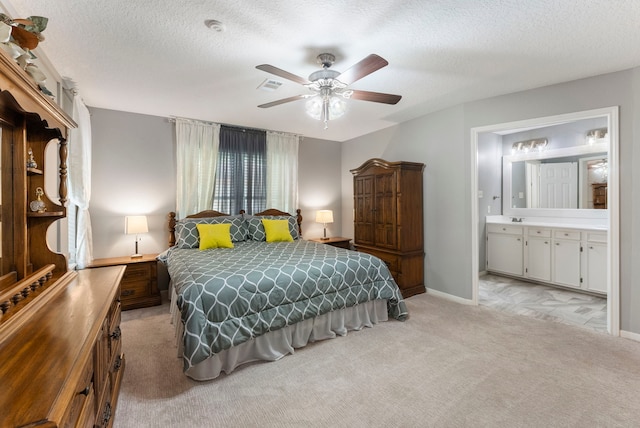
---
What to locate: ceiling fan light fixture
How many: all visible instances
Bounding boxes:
[305,95,347,129]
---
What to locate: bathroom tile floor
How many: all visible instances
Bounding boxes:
[479,273,607,333]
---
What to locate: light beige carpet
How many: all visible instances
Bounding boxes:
[114,294,640,428]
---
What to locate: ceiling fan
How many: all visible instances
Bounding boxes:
[256,53,401,129]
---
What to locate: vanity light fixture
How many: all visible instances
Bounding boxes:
[511,138,548,154]
[586,128,608,145]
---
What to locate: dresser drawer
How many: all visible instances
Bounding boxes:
[356,246,400,273]
[61,353,96,428]
[122,263,152,283]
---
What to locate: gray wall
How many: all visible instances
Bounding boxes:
[477,132,502,266]
[297,137,343,240]
[341,68,640,334]
[90,108,175,259]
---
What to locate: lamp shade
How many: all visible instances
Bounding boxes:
[125,215,148,234]
[315,210,334,224]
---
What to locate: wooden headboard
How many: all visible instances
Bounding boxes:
[168,208,303,247]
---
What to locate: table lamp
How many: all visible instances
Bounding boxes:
[315,210,333,240]
[125,215,148,258]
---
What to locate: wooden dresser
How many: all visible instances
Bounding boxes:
[351,158,425,297]
[0,266,126,427]
[0,46,125,427]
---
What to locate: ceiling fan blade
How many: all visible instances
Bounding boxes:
[337,54,389,85]
[349,89,402,105]
[258,95,308,108]
[256,64,310,85]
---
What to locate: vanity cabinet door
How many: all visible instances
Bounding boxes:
[584,239,607,294]
[552,238,581,288]
[487,228,523,276]
[526,235,551,282]
[582,232,608,293]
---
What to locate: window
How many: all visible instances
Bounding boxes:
[212,126,267,215]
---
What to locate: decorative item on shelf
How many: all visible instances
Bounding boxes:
[26,147,37,168]
[125,215,149,258]
[0,14,53,97]
[29,187,46,213]
[315,210,334,240]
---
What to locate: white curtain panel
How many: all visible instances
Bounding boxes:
[266,131,299,214]
[175,118,220,218]
[67,97,93,269]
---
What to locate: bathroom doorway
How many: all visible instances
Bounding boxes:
[469,107,619,336]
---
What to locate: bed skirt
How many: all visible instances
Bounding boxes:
[169,285,388,381]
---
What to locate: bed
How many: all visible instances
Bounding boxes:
[161,208,408,380]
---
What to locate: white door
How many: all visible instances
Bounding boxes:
[539,162,578,208]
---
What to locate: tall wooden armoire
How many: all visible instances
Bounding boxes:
[351,158,425,297]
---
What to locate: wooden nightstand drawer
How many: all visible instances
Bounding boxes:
[122,263,152,283]
[308,236,352,249]
[88,254,161,310]
[121,280,149,300]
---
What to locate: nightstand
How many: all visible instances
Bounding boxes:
[88,254,161,310]
[308,236,352,249]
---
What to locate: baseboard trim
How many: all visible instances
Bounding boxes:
[620,329,640,342]
[426,287,474,305]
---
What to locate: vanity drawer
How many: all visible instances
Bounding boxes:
[553,230,581,240]
[527,228,551,238]
[586,232,607,243]
[487,224,523,235]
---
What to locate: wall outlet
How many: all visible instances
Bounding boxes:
[478,190,484,198]
[487,205,491,214]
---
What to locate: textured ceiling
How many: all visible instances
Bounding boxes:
[3,0,640,141]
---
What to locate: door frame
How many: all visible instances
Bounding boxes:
[470,106,620,336]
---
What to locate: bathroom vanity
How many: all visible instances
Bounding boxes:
[486,216,607,295]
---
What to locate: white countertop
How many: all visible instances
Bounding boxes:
[486,215,608,231]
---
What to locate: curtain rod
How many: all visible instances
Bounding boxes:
[168,115,303,139]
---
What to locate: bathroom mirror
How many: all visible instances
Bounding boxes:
[507,145,608,209]
[498,108,615,219]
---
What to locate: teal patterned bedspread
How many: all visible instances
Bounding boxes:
[165,239,408,371]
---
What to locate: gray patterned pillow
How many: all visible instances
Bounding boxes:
[246,215,299,241]
[176,216,246,248]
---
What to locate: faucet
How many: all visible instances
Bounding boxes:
[511,217,524,223]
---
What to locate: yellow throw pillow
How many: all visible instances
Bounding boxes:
[197,223,234,249]
[262,219,294,243]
